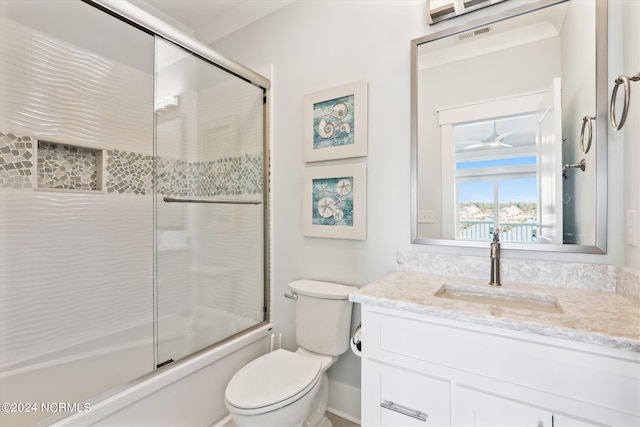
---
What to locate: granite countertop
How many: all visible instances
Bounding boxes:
[350,271,640,352]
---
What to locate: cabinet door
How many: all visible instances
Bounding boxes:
[368,361,451,426]
[455,387,552,427]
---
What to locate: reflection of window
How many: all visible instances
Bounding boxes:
[438,96,544,242]
[455,153,538,243]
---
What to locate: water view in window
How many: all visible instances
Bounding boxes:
[457,159,538,243]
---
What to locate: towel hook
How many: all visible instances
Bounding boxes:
[610,72,640,130]
[580,116,595,154]
[562,159,586,180]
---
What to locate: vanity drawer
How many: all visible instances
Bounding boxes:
[365,360,450,426]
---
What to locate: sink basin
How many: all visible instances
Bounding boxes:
[434,283,563,314]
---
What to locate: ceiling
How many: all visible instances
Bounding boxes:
[454,114,538,158]
[131,0,296,44]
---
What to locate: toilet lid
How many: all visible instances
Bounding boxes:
[226,349,322,410]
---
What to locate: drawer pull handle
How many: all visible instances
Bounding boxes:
[380,400,427,422]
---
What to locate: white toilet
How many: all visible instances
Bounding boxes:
[224,279,356,427]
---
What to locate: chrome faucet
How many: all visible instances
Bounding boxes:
[489,228,501,287]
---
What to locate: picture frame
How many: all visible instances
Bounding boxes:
[303,80,367,162]
[303,163,366,240]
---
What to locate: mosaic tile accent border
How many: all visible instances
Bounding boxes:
[107,150,263,196]
[1,131,263,197]
[37,141,100,191]
[106,150,153,195]
[188,154,263,197]
[0,132,34,190]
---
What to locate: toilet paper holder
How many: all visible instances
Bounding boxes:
[352,322,362,352]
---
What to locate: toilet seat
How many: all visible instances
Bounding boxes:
[225,349,322,415]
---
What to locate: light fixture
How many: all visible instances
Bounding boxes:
[426,0,506,25]
[155,95,179,111]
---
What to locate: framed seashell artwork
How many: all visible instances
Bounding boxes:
[303,163,366,240]
[303,80,368,162]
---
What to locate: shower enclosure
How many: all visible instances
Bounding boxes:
[0,1,269,426]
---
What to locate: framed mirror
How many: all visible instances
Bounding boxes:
[411,0,608,253]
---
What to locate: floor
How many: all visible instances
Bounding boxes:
[326,412,360,427]
[223,412,359,427]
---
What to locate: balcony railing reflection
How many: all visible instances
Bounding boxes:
[459,221,537,243]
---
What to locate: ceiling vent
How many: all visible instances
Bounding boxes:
[458,26,492,41]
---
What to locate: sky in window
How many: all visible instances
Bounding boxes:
[456,156,536,169]
[458,156,537,203]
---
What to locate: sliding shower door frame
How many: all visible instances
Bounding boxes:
[82,0,270,90]
[84,0,272,363]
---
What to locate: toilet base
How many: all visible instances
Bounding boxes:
[303,372,332,427]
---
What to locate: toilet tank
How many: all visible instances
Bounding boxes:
[288,280,357,356]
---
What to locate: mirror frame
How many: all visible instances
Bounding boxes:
[410,0,608,254]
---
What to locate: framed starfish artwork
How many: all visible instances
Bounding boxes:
[303,163,366,240]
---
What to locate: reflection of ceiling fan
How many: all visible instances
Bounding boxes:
[461,122,513,150]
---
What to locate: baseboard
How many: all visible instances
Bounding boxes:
[327,378,361,425]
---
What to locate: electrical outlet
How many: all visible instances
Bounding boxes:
[626,210,637,247]
[418,209,435,223]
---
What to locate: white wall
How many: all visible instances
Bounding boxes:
[212,2,427,399]
[621,0,640,269]
[211,0,633,419]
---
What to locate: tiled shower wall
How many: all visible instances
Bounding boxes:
[0,5,158,370]
[1,3,265,376]
[0,128,264,367]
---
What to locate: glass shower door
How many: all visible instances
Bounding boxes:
[154,38,266,365]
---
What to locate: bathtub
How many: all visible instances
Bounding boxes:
[0,311,271,427]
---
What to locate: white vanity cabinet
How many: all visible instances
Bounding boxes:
[360,304,640,427]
